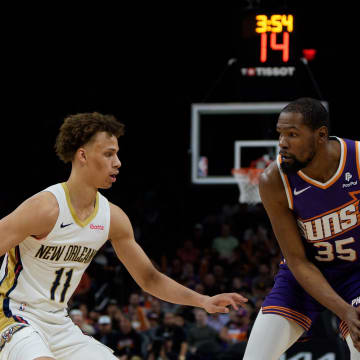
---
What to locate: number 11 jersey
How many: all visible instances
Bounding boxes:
[0,182,110,320]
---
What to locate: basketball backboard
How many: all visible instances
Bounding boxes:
[190,101,328,184]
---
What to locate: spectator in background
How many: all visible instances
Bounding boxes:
[251,263,273,292]
[228,276,251,297]
[174,309,193,336]
[95,315,118,350]
[250,263,273,303]
[212,264,228,292]
[122,293,150,332]
[153,311,188,360]
[77,302,100,330]
[227,245,250,279]
[72,271,92,303]
[207,312,230,333]
[180,262,199,289]
[107,298,121,318]
[219,307,251,346]
[187,308,220,358]
[69,308,96,335]
[114,315,144,359]
[105,298,124,331]
[167,258,183,283]
[192,223,206,248]
[143,311,160,344]
[147,297,164,322]
[194,283,205,295]
[177,239,201,265]
[202,273,223,297]
[212,223,239,261]
[88,308,102,328]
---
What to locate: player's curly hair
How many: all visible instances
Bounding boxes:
[55,112,125,163]
[281,98,329,131]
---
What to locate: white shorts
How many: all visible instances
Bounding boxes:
[0,303,117,360]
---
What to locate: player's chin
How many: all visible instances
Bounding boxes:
[99,182,113,189]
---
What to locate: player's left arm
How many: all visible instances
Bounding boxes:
[108,202,247,313]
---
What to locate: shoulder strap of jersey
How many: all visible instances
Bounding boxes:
[276,155,294,210]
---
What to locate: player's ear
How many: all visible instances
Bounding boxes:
[317,126,328,143]
[77,148,87,164]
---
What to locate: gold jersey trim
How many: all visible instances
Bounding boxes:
[0,248,23,332]
[61,183,99,228]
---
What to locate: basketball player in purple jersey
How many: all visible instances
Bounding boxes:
[243,98,360,359]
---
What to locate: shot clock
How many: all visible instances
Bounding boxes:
[238,11,297,70]
[255,14,293,63]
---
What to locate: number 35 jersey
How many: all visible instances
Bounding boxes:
[278,137,360,275]
[0,183,110,312]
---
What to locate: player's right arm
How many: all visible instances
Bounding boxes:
[259,163,360,350]
[0,192,59,256]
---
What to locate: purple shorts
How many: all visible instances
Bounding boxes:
[262,264,360,338]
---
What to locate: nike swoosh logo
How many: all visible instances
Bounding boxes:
[294,186,311,196]
[60,222,73,228]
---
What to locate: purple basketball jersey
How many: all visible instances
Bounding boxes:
[262,137,360,338]
[278,136,360,274]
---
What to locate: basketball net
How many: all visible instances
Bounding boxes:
[232,155,272,205]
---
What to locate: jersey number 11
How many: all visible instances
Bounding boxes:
[50,268,74,303]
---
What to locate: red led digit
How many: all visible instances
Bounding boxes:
[260,33,267,62]
[270,32,289,62]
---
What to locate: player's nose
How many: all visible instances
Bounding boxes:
[114,155,121,168]
[279,135,289,149]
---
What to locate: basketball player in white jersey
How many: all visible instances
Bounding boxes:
[0,112,247,360]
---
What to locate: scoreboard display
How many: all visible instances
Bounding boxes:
[223,8,321,101]
[255,14,294,63]
[238,11,298,70]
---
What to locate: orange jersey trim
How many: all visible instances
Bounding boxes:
[297,138,347,189]
[339,320,349,339]
[262,306,312,331]
[356,141,360,180]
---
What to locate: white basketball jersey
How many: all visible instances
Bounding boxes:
[0,183,110,314]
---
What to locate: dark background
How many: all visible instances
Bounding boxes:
[1,1,358,254]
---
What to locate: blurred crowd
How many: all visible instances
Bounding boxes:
[68,201,283,359]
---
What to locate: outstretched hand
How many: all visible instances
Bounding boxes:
[346,306,360,352]
[202,293,248,314]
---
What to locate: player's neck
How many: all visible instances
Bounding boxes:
[65,173,98,211]
[300,139,340,183]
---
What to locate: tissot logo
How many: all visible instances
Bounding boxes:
[240,66,296,77]
[90,224,104,230]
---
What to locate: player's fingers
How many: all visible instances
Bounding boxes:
[208,305,229,314]
[229,293,248,303]
[351,326,360,339]
[350,320,360,334]
[353,339,360,352]
[350,329,360,351]
[226,296,239,311]
[218,293,247,311]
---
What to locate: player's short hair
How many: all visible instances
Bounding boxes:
[281,97,329,131]
[55,112,125,163]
